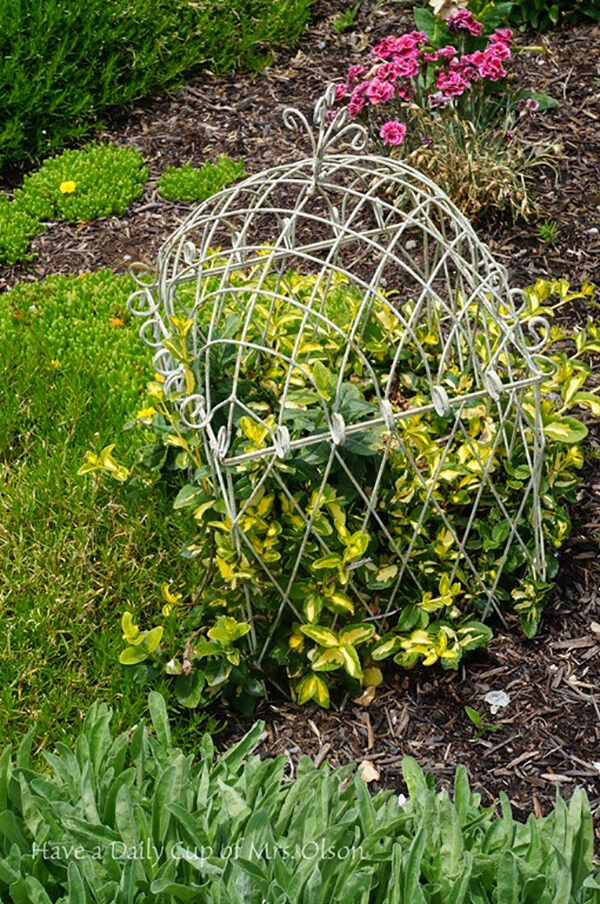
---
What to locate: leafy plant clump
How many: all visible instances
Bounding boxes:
[13,144,148,223]
[330,2,556,220]
[0,0,314,169]
[1,692,598,904]
[103,269,599,712]
[158,156,246,203]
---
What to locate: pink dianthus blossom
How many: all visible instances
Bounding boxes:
[347,81,369,116]
[436,70,469,97]
[487,40,511,61]
[380,120,407,146]
[334,83,348,103]
[370,31,427,60]
[366,77,396,105]
[492,27,513,45]
[437,45,458,60]
[374,62,400,82]
[478,51,507,80]
[519,97,539,114]
[447,9,483,36]
[423,46,457,64]
[347,65,367,85]
[394,56,420,78]
[428,91,452,109]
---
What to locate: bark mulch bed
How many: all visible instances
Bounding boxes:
[1,0,599,823]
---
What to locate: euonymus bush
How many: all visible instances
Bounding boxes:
[97,269,600,712]
[1,692,598,903]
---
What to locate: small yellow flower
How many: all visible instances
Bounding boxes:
[109,317,125,328]
[59,180,77,194]
[136,406,156,420]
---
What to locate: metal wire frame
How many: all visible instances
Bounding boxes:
[129,88,553,652]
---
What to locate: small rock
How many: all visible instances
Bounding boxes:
[484,690,511,715]
[359,760,380,783]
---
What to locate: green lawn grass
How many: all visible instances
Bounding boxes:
[0,270,212,751]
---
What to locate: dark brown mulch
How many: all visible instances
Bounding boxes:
[1,0,599,821]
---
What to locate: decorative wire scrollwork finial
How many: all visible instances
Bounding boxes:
[282,85,368,182]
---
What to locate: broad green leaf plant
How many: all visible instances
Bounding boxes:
[0,693,599,904]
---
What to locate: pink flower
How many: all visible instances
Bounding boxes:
[492,27,513,45]
[380,120,407,146]
[394,56,419,78]
[347,65,367,85]
[519,97,539,114]
[366,77,395,105]
[437,45,458,60]
[478,51,507,80]
[347,81,369,116]
[370,32,427,60]
[436,70,469,97]
[396,84,412,101]
[374,62,400,82]
[334,83,348,103]
[447,10,483,36]
[487,40,511,61]
[428,91,452,109]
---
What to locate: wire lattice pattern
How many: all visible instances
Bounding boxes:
[129,90,551,653]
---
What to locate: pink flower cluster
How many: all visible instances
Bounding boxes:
[380,120,407,146]
[341,30,428,116]
[431,26,513,105]
[331,22,519,146]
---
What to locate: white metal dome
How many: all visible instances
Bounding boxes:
[129,89,551,653]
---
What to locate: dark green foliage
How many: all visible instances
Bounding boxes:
[0,0,313,169]
[509,0,600,29]
[158,156,246,203]
[0,693,598,903]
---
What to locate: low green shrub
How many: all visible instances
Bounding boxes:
[97,270,599,711]
[158,157,246,203]
[0,692,598,903]
[13,144,148,223]
[0,197,43,266]
[0,0,314,169]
